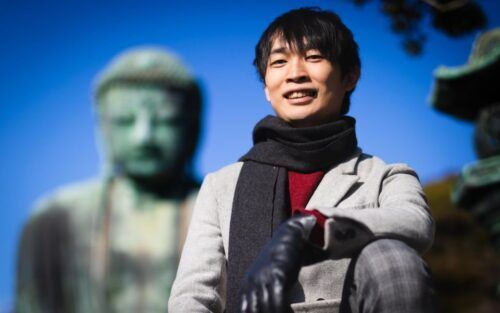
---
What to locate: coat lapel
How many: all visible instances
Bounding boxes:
[306,151,361,214]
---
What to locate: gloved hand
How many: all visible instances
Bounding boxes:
[239,214,328,313]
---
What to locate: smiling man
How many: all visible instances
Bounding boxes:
[169,8,436,313]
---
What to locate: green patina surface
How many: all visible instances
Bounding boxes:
[16,47,201,313]
[453,155,500,202]
[429,28,500,121]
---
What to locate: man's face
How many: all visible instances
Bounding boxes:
[264,39,358,127]
[98,84,187,178]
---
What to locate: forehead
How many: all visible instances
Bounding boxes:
[268,34,318,56]
[100,84,182,115]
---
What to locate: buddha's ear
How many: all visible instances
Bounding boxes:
[343,67,360,92]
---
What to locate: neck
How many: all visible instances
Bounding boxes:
[120,171,194,199]
[283,113,342,128]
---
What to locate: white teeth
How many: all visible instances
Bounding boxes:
[287,90,315,99]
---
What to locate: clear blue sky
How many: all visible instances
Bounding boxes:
[0,0,498,309]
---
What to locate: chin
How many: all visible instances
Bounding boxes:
[123,162,166,177]
[281,112,318,127]
[291,102,319,114]
[288,119,316,128]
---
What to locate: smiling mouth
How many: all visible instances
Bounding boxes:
[283,89,318,100]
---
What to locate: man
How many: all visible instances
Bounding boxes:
[169,8,436,313]
[16,47,202,313]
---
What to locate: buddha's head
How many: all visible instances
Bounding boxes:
[94,47,202,181]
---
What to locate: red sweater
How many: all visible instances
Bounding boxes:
[288,170,326,246]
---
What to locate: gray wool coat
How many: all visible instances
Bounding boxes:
[168,150,435,313]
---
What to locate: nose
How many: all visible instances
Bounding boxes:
[286,57,310,83]
[132,113,153,145]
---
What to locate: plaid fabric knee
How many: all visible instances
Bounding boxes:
[341,239,437,313]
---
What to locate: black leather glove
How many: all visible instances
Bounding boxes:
[239,214,328,313]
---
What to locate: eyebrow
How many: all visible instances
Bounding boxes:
[269,44,320,57]
[269,47,289,55]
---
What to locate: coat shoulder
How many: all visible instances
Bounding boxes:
[205,162,243,189]
[355,152,418,180]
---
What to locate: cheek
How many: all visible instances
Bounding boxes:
[154,125,185,151]
[103,125,132,152]
[267,85,286,113]
[318,73,336,89]
[321,74,345,98]
[264,72,283,99]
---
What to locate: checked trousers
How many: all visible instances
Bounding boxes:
[339,239,437,313]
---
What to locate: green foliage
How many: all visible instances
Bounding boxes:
[350,0,487,55]
[424,176,500,312]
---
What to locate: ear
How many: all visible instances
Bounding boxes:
[343,67,360,92]
[264,85,271,102]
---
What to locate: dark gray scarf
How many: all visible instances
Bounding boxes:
[226,115,358,312]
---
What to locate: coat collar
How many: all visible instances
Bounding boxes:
[306,149,361,211]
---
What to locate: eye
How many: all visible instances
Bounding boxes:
[269,58,287,67]
[305,53,324,62]
[154,115,183,125]
[111,115,135,126]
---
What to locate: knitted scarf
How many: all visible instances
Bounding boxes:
[226,115,358,312]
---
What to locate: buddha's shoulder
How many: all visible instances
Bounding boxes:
[31,178,105,217]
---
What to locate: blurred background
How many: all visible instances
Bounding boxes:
[1,0,499,312]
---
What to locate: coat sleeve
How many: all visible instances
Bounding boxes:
[169,173,227,313]
[321,164,435,259]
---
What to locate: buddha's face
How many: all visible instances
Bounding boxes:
[98,84,189,179]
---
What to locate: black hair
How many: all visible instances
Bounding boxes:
[254,7,361,114]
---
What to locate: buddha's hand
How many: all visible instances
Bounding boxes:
[239,214,328,313]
